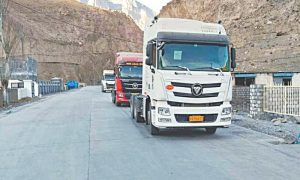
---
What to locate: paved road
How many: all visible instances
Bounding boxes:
[0,87,299,180]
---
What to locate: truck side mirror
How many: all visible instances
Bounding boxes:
[146,43,153,66]
[231,48,237,69]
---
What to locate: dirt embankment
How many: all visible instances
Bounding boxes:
[8,0,143,84]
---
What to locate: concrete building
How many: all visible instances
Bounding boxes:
[233,72,300,87]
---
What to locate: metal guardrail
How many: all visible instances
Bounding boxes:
[38,81,62,95]
[264,86,300,116]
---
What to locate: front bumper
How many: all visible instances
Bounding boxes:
[151,101,232,128]
[104,87,114,91]
[116,92,131,103]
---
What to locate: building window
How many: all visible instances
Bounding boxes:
[11,83,19,89]
[274,78,292,86]
[11,82,24,89]
[283,78,292,86]
[18,82,24,88]
[273,73,293,86]
[235,77,255,86]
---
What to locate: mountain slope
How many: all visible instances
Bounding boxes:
[8,0,143,84]
[159,0,300,72]
[78,0,156,29]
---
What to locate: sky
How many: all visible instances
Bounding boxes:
[136,0,172,13]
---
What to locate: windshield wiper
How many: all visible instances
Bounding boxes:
[164,66,192,75]
[191,67,224,75]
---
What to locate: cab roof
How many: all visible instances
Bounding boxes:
[115,52,143,65]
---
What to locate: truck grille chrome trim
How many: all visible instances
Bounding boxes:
[173,92,219,98]
[171,82,221,88]
[167,101,223,107]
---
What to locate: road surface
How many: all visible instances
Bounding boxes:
[0,87,299,180]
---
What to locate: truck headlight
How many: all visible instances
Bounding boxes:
[222,107,232,115]
[158,107,171,116]
[117,92,125,98]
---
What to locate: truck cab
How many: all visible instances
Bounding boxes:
[101,70,115,92]
[131,18,236,135]
[111,52,143,106]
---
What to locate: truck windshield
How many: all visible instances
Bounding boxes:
[158,43,230,72]
[119,65,142,79]
[104,75,115,81]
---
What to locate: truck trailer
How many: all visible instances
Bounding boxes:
[111,52,143,106]
[130,18,236,135]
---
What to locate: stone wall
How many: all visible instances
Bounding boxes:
[250,85,264,118]
[232,86,250,113]
[7,89,19,103]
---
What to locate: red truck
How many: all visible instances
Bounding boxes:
[111,52,143,106]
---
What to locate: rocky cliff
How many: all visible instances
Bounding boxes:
[78,0,156,29]
[159,0,300,72]
[8,0,143,84]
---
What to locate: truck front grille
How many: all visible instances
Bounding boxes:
[106,83,114,89]
[175,114,218,123]
[167,101,223,107]
[121,79,142,93]
[171,82,221,98]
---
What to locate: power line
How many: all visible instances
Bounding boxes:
[10,0,142,45]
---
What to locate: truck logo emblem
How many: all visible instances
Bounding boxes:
[191,84,203,97]
[132,83,139,89]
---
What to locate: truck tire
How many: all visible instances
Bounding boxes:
[130,97,135,119]
[111,91,115,103]
[115,100,121,107]
[147,101,159,135]
[205,127,217,134]
[135,111,144,123]
[112,92,121,106]
[112,96,116,103]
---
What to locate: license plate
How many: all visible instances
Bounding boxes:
[189,115,204,122]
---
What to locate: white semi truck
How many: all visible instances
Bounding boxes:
[130,18,236,135]
[101,70,115,92]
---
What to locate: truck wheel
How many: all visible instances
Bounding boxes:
[130,99,135,119]
[115,100,121,107]
[147,102,159,135]
[205,127,217,134]
[135,111,144,123]
[112,92,116,103]
[115,94,121,106]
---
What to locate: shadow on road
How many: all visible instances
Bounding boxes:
[151,128,233,141]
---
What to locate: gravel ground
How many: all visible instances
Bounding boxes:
[0,97,41,113]
[233,113,300,144]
